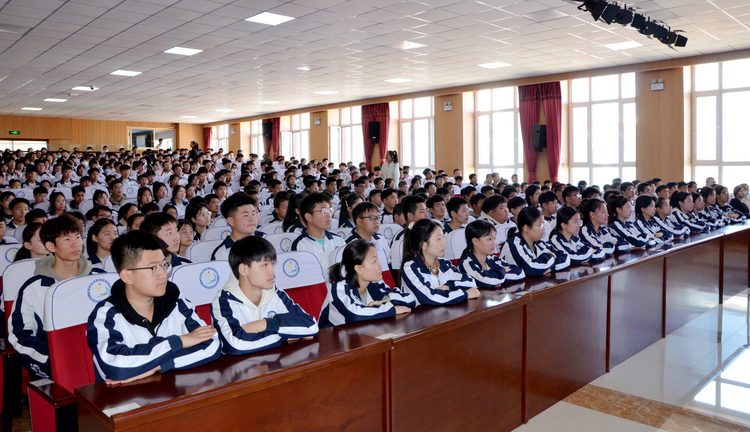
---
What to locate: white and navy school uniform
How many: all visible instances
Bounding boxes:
[380,209,394,225]
[88,252,108,270]
[697,208,725,230]
[338,218,355,230]
[500,232,570,276]
[210,231,266,261]
[400,257,477,306]
[285,220,306,234]
[443,221,465,234]
[457,251,524,288]
[21,180,39,188]
[716,204,746,223]
[87,280,221,382]
[650,216,689,239]
[53,179,78,188]
[480,212,515,253]
[391,224,408,246]
[169,199,188,218]
[171,253,192,268]
[290,229,346,279]
[549,231,605,264]
[670,209,709,233]
[344,230,391,263]
[211,276,318,355]
[608,219,654,251]
[318,280,416,328]
[633,217,670,244]
[542,216,554,242]
[579,224,616,256]
[9,256,106,379]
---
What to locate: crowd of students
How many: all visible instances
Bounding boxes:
[2,144,748,385]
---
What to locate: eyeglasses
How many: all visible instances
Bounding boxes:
[313,208,334,216]
[127,262,172,277]
[359,215,380,222]
[573,220,583,226]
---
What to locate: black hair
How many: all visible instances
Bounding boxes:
[299,192,330,222]
[338,193,362,228]
[140,212,178,236]
[554,206,581,234]
[352,201,379,223]
[524,185,540,206]
[562,185,580,201]
[582,187,601,200]
[426,194,444,210]
[47,191,66,215]
[699,186,715,204]
[140,202,160,215]
[127,213,145,230]
[634,195,655,221]
[14,222,43,261]
[446,197,468,218]
[607,195,631,224]
[228,236,277,279]
[87,218,117,257]
[460,219,496,260]
[538,191,558,207]
[220,192,257,219]
[25,208,47,224]
[111,231,165,273]
[670,191,692,212]
[40,214,81,247]
[506,206,543,239]
[137,187,153,206]
[481,195,507,214]
[328,239,376,288]
[273,191,290,209]
[33,186,48,196]
[282,192,308,232]
[152,181,167,198]
[118,203,138,225]
[507,196,526,211]
[470,193,484,208]
[9,197,29,211]
[402,219,442,269]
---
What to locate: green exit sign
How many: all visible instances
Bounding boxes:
[8,131,19,135]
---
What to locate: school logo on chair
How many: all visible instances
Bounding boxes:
[199,267,220,289]
[220,230,231,240]
[4,247,18,263]
[282,258,300,277]
[87,279,112,302]
[384,227,394,240]
[274,225,284,234]
[125,186,136,195]
[280,237,292,252]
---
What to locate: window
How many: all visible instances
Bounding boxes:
[475,87,523,182]
[290,113,310,160]
[329,107,363,165]
[213,124,229,151]
[400,97,434,174]
[250,120,262,156]
[569,73,636,187]
[0,140,47,152]
[692,58,750,188]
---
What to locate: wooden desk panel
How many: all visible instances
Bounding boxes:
[526,274,609,420]
[609,257,665,369]
[665,238,722,335]
[76,329,390,432]
[722,228,750,301]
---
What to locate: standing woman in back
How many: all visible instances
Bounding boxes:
[381,151,400,182]
[500,207,569,276]
[578,199,616,256]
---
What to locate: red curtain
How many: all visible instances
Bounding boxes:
[518,85,540,183]
[271,117,280,158]
[202,127,212,152]
[262,119,272,157]
[541,83,562,184]
[361,103,390,171]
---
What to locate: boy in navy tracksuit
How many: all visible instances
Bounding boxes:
[140,212,192,267]
[87,231,221,384]
[211,193,265,261]
[211,236,318,355]
[9,216,106,379]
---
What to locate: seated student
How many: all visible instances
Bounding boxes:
[282,192,308,234]
[169,185,188,218]
[549,207,605,264]
[9,216,106,379]
[211,193,265,261]
[26,208,48,225]
[730,185,749,217]
[690,192,721,231]
[426,195,448,225]
[669,191,709,233]
[714,185,746,223]
[140,213,192,267]
[392,204,406,227]
[632,195,670,244]
[458,220,524,288]
[177,220,193,258]
[13,223,47,261]
[185,202,211,241]
[479,195,515,252]
[561,186,582,209]
[698,186,727,228]
[127,213,144,232]
[87,231,220,384]
[345,202,390,255]
[319,240,414,328]
[8,198,29,230]
[579,199,616,256]
[444,197,471,234]
[538,191,558,241]
[391,195,429,245]
[31,187,47,210]
[338,194,362,229]
[163,204,178,219]
[500,207,569,276]
[380,189,398,225]
[211,236,318,354]
[650,197,689,239]
[87,219,118,268]
[368,189,382,209]
[108,179,127,210]
[469,194,484,219]
[87,205,112,223]
[48,191,67,218]
[291,193,346,278]
[0,218,8,244]
[264,179,284,206]
[607,195,654,251]
[400,219,480,305]
[507,197,526,222]
[54,166,78,188]
[117,203,139,228]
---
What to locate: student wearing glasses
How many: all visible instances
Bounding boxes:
[291,193,346,280]
[87,231,220,384]
[345,202,390,259]
[561,186,582,209]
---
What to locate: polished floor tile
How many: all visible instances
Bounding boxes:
[512,401,633,432]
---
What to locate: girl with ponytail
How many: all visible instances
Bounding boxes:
[607,194,653,251]
[578,198,616,256]
[457,220,524,288]
[400,219,480,306]
[633,195,670,244]
[319,240,414,328]
[500,207,570,276]
[548,207,605,264]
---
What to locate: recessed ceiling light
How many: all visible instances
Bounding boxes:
[110,70,142,77]
[604,41,643,50]
[297,66,311,71]
[391,41,427,50]
[72,86,98,91]
[164,47,203,56]
[22,107,42,111]
[478,62,512,69]
[180,116,198,119]
[245,12,295,26]
[385,78,412,83]
[259,101,279,105]
[44,98,67,102]
[314,91,338,95]
[215,109,235,113]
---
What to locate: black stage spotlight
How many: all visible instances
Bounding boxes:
[614,8,633,25]
[653,24,668,40]
[663,31,678,45]
[591,0,609,21]
[675,35,688,47]
[631,13,646,30]
[601,3,621,24]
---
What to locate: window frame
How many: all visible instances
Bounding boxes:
[474,87,524,183]
[399,97,435,174]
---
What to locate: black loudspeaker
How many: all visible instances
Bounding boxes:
[262,122,272,139]
[368,121,380,143]
[532,124,547,152]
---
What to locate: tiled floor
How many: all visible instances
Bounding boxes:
[514,289,750,432]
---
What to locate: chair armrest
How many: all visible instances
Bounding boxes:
[28,380,76,408]
[29,380,78,432]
